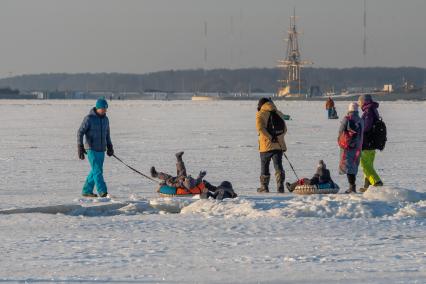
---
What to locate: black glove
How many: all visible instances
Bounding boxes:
[78,145,86,160]
[107,144,114,157]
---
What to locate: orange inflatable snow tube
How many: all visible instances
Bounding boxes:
[176,182,205,195]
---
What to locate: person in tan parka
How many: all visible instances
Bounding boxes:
[256,98,287,193]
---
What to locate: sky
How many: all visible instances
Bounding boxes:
[0,0,425,77]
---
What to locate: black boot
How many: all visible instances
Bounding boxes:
[374,180,384,187]
[285,182,292,192]
[275,171,285,193]
[150,166,158,178]
[345,184,357,194]
[82,193,98,198]
[345,174,357,194]
[257,175,270,193]
[359,178,370,193]
[175,151,184,161]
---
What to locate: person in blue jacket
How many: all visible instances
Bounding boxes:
[77,98,114,197]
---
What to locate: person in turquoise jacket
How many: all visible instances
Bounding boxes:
[77,98,114,197]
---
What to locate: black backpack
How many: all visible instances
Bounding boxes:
[267,111,286,141]
[370,118,387,151]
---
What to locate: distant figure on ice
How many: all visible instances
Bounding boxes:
[256,98,287,193]
[151,151,206,190]
[285,160,335,192]
[200,181,238,200]
[77,98,114,197]
[358,94,385,192]
[338,102,364,194]
[325,97,338,119]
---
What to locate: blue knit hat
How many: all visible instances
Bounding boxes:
[95,97,108,109]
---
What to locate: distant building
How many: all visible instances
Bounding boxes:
[31,91,46,99]
[383,84,393,93]
[0,87,35,99]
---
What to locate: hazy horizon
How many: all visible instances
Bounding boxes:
[1,0,425,77]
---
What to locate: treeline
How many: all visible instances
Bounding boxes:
[0,67,425,93]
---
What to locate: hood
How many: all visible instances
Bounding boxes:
[362,101,379,112]
[316,160,326,175]
[88,107,106,118]
[88,107,97,116]
[218,181,233,190]
[259,101,277,112]
[317,160,326,170]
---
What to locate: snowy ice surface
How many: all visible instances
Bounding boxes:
[0,100,425,283]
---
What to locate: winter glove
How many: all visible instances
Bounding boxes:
[107,144,114,157]
[78,145,86,160]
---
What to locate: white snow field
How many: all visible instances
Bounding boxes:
[0,100,425,283]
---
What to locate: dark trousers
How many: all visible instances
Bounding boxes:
[347,174,356,185]
[157,159,187,188]
[260,150,284,176]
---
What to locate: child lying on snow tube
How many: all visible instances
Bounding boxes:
[200,181,238,200]
[286,160,336,192]
[151,151,206,192]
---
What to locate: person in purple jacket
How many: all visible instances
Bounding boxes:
[358,94,383,192]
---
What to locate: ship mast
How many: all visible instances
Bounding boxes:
[277,8,312,97]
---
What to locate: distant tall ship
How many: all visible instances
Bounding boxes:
[277,9,312,98]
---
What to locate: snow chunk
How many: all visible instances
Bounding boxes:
[396,200,426,218]
[149,197,193,214]
[363,186,426,203]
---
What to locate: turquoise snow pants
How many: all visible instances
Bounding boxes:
[82,150,107,195]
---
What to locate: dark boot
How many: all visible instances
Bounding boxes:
[99,192,108,198]
[345,174,357,194]
[275,171,285,193]
[359,178,370,193]
[257,175,270,193]
[374,180,383,187]
[345,184,357,194]
[82,193,98,198]
[285,182,292,192]
[150,166,158,178]
[175,152,187,176]
[175,151,184,161]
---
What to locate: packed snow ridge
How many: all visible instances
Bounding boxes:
[1,186,425,219]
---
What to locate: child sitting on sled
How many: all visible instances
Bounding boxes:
[286,160,335,192]
[150,151,206,190]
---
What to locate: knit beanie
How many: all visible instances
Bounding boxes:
[359,94,373,103]
[348,102,358,112]
[96,97,108,109]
